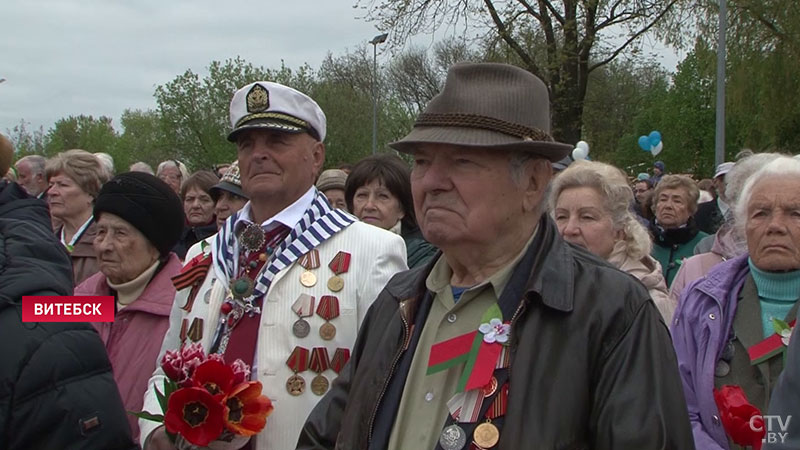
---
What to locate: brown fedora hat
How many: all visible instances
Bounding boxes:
[390,63,572,162]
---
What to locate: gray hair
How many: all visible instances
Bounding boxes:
[735,155,800,232]
[157,159,190,181]
[16,155,46,175]
[94,152,115,178]
[129,161,155,175]
[509,150,553,216]
[549,160,652,260]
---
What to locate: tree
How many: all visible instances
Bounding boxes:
[43,115,118,158]
[5,120,46,156]
[113,109,170,171]
[357,0,682,143]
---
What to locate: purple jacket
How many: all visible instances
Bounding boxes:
[671,253,750,450]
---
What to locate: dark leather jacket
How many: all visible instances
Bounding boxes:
[298,216,695,450]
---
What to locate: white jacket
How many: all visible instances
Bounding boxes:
[140,221,407,449]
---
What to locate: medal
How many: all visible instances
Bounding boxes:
[229,276,254,299]
[482,376,498,398]
[715,359,731,377]
[309,347,330,395]
[331,348,351,374]
[187,317,204,342]
[439,424,467,450]
[292,294,316,338]
[300,271,317,287]
[299,250,320,287]
[317,295,340,341]
[179,318,188,343]
[286,346,309,396]
[473,422,500,448]
[327,251,351,292]
[286,374,306,396]
[239,222,266,252]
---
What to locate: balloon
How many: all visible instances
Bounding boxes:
[576,140,589,152]
[572,147,587,160]
[638,135,651,151]
[651,141,664,157]
[649,130,662,147]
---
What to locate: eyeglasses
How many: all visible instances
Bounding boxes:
[633,188,651,194]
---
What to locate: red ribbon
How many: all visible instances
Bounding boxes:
[171,253,212,290]
[286,346,309,373]
[748,319,796,365]
[309,347,330,374]
[328,251,351,274]
[317,295,340,321]
[299,250,321,270]
[331,348,350,374]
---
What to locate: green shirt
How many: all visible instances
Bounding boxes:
[386,233,534,450]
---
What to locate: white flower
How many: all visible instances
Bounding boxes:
[479,318,510,344]
[781,327,793,347]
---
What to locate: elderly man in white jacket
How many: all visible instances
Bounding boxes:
[141,81,407,450]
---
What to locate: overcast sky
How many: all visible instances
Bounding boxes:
[1,0,680,136]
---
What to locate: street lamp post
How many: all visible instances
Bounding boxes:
[714,0,726,167]
[370,33,388,155]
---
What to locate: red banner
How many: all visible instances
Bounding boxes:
[22,296,115,322]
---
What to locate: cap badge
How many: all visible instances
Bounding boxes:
[246,84,270,113]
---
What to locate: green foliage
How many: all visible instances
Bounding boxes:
[6,120,46,156]
[113,109,170,171]
[43,115,118,158]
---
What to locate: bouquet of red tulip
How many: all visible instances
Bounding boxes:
[133,343,273,447]
[713,385,765,450]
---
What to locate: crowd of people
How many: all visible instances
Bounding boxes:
[0,62,798,450]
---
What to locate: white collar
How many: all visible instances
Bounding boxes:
[234,186,316,232]
[60,215,94,247]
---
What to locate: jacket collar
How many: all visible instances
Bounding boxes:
[389,214,575,317]
[650,217,701,247]
[694,253,750,303]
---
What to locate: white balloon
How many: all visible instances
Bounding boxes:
[651,141,664,156]
[576,140,590,152]
[572,147,588,160]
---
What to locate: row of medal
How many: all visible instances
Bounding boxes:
[292,249,351,340]
[439,377,508,450]
[285,346,351,396]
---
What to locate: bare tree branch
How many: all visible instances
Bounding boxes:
[483,0,544,77]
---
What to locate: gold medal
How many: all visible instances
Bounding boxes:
[319,322,337,340]
[327,275,344,292]
[286,374,306,396]
[311,374,329,395]
[300,271,317,287]
[473,422,500,448]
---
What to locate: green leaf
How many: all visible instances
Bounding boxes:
[155,386,167,413]
[128,410,164,423]
[773,318,791,334]
[480,303,503,324]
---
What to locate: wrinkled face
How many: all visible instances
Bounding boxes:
[47,173,94,221]
[215,191,248,229]
[322,188,347,211]
[633,181,651,205]
[16,161,44,196]
[184,186,215,226]
[655,187,692,229]
[352,180,404,230]
[410,144,549,249]
[158,166,182,194]
[94,213,160,284]
[746,176,800,272]
[554,186,621,260]
[236,129,324,206]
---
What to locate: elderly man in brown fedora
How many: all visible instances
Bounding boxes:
[297,63,694,450]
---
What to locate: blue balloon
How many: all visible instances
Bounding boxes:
[638,135,651,151]
[649,130,662,147]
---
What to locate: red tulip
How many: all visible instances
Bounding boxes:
[713,385,765,450]
[164,387,224,446]
[192,359,235,396]
[223,381,273,436]
[160,349,184,383]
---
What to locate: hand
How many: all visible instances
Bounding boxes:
[143,426,177,450]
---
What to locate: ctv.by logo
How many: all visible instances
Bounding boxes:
[750,415,792,444]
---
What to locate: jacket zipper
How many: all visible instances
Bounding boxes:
[366,313,411,446]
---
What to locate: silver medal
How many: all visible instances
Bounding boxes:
[293,318,311,338]
[439,424,467,450]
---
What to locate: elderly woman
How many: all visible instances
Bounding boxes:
[316,168,348,210]
[74,172,184,444]
[209,160,248,229]
[672,156,800,450]
[551,160,673,321]
[670,153,782,305]
[46,149,109,284]
[156,159,189,195]
[650,174,709,287]
[345,153,437,268]
[172,170,219,259]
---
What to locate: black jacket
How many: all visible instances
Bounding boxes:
[172,222,217,260]
[0,181,137,450]
[693,199,723,235]
[298,215,695,450]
